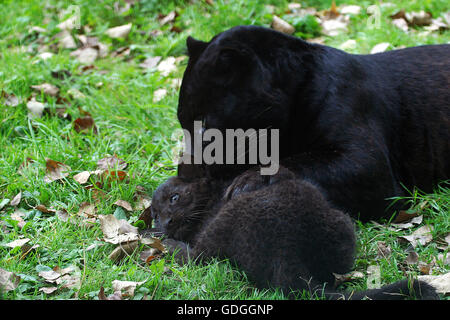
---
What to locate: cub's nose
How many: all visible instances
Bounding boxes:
[160,217,172,230]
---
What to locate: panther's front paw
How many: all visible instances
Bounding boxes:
[162,238,191,265]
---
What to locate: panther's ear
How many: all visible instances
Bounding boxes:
[177,159,206,180]
[186,36,208,59]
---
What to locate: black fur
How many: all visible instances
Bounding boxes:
[150,166,438,300]
[178,26,450,221]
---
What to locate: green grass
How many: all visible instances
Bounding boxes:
[0,0,449,300]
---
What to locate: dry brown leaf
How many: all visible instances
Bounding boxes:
[108,241,139,262]
[156,57,177,77]
[103,170,127,182]
[405,251,419,265]
[10,191,21,206]
[376,241,391,259]
[139,56,161,70]
[97,155,127,170]
[39,287,58,294]
[398,225,434,248]
[112,280,145,298]
[73,171,91,184]
[152,88,167,103]
[73,116,97,134]
[106,23,132,39]
[27,98,45,118]
[70,47,98,64]
[77,202,97,218]
[418,272,450,294]
[0,268,20,292]
[114,200,133,212]
[99,286,123,300]
[31,83,59,97]
[158,11,177,25]
[394,210,420,223]
[370,42,391,54]
[271,16,295,34]
[44,159,71,183]
[10,209,26,229]
[392,215,423,230]
[99,214,140,244]
[2,91,20,106]
[333,270,364,286]
[5,238,30,249]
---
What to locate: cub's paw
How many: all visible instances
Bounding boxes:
[162,238,191,265]
[224,165,295,200]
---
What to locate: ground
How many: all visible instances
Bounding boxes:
[0,0,448,300]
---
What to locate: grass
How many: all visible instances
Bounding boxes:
[0,0,449,300]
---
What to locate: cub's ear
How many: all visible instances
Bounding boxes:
[186,36,208,59]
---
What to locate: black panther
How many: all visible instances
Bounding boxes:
[177,25,449,221]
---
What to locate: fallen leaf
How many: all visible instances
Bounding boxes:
[67,88,86,100]
[153,88,167,103]
[392,215,423,230]
[158,11,177,26]
[114,200,133,212]
[97,155,127,170]
[108,241,139,262]
[333,270,365,286]
[418,272,450,294]
[392,18,409,32]
[376,241,391,259]
[44,159,71,183]
[10,209,26,229]
[339,5,361,15]
[105,23,132,39]
[99,286,123,300]
[370,42,391,54]
[5,238,31,249]
[139,56,162,70]
[77,202,97,218]
[73,171,91,184]
[2,91,20,106]
[271,16,295,34]
[112,280,145,298]
[55,30,77,49]
[73,116,97,134]
[103,170,127,181]
[10,191,22,206]
[57,16,79,30]
[99,214,140,244]
[39,287,58,294]
[31,83,60,97]
[156,56,177,77]
[405,10,432,27]
[0,268,20,292]
[405,251,419,265]
[27,98,46,118]
[140,237,166,253]
[70,47,98,64]
[38,270,61,282]
[398,225,434,248]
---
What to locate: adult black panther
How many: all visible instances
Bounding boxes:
[177,25,449,221]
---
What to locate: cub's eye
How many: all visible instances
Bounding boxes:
[169,193,180,204]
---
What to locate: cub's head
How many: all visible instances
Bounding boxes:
[178,25,314,136]
[151,175,216,243]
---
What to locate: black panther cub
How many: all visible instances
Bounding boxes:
[150,165,438,300]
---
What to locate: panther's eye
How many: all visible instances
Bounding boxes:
[169,193,180,204]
